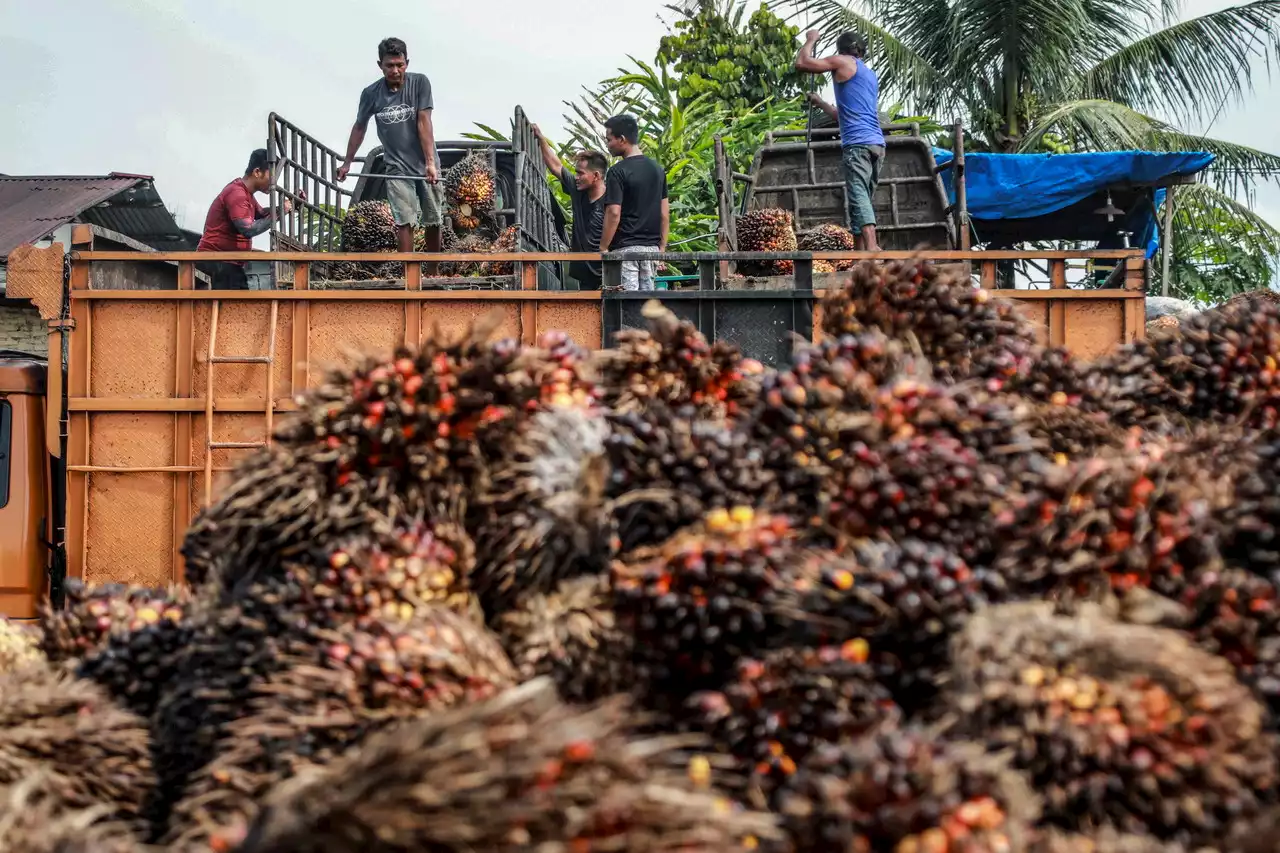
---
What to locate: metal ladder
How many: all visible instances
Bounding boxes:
[203,299,280,505]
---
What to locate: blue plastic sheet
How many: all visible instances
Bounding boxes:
[931,149,1213,257]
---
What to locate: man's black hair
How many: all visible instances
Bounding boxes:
[836,32,867,57]
[379,37,408,60]
[244,148,270,176]
[576,150,610,174]
[603,115,640,145]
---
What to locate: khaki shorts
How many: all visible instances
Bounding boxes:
[386,173,445,228]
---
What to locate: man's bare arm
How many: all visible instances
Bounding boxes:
[795,31,857,78]
[337,124,366,181]
[532,125,564,178]
[600,205,621,252]
[418,110,439,182]
[806,92,839,121]
[659,198,670,252]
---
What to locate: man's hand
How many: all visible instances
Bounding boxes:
[425,161,439,183]
[336,163,351,182]
[532,124,543,140]
[283,198,293,215]
[806,92,822,104]
[806,29,821,42]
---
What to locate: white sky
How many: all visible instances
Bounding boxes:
[1,0,1277,232]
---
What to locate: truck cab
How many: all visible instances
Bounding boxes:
[0,350,51,619]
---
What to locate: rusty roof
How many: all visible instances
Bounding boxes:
[0,174,158,256]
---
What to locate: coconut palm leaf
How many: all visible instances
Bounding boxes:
[1081,0,1280,122]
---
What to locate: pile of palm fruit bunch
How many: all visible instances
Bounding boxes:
[798,223,858,272]
[325,199,402,281]
[737,208,800,276]
[20,256,1280,853]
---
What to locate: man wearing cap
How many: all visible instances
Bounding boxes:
[196,148,295,289]
[796,30,884,251]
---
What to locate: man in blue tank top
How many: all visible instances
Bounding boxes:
[795,30,884,251]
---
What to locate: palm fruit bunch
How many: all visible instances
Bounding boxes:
[812,260,837,274]
[820,379,1043,569]
[681,642,901,804]
[478,224,519,277]
[1145,314,1180,337]
[750,331,911,518]
[275,518,478,626]
[444,151,497,232]
[0,667,153,825]
[185,316,578,593]
[1030,828,1175,853]
[440,232,492,277]
[147,584,319,836]
[737,208,798,276]
[792,538,1004,714]
[1020,400,1131,459]
[37,580,187,666]
[230,678,777,853]
[1005,345,1117,413]
[76,605,196,719]
[339,200,396,252]
[605,403,783,554]
[990,443,1224,601]
[0,777,145,853]
[798,223,857,270]
[0,617,42,674]
[469,405,613,620]
[948,601,1277,845]
[596,300,764,421]
[166,609,516,852]
[329,199,400,282]
[822,259,1041,385]
[464,330,609,617]
[1089,298,1280,431]
[1172,567,1280,718]
[772,731,1039,853]
[495,574,635,703]
[611,507,826,703]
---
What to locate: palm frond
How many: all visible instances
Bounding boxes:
[1173,182,1280,254]
[1081,0,1280,123]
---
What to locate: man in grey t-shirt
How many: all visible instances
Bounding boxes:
[337,37,444,261]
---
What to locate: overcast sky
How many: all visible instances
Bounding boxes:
[1,0,1276,233]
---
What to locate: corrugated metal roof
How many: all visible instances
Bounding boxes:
[0,173,197,256]
[0,175,143,255]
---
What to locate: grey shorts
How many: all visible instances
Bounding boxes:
[843,144,884,230]
[616,245,660,292]
[385,173,445,228]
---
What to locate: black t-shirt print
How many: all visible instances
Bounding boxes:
[558,167,606,286]
[357,72,438,176]
[603,154,667,249]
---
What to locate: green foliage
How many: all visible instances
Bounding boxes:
[657,1,805,113]
[1151,184,1280,302]
[297,202,344,252]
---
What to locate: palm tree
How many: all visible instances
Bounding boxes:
[781,0,1280,298]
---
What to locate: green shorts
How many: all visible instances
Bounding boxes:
[843,144,884,230]
[385,172,445,228]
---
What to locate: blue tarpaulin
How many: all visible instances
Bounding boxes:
[931,149,1215,258]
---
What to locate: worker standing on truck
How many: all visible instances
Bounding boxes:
[795,30,884,252]
[336,37,444,266]
[532,125,608,291]
[196,148,295,289]
[599,115,669,292]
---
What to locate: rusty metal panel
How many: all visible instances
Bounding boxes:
[192,301,293,401]
[1065,300,1126,359]
[423,302,521,345]
[90,301,178,398]
[536,300,603,349]
[192,414,270,511]
[309,301,405,375]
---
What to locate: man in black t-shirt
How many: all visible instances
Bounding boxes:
[599,114,668,292]
[533,125,607,290]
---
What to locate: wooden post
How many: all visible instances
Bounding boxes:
[1160,186,1175,297]
[66,228,92,581]
[172,260,195,582]
[1048,259,1067,347]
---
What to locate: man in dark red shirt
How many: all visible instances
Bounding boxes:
[197,149,294,288]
